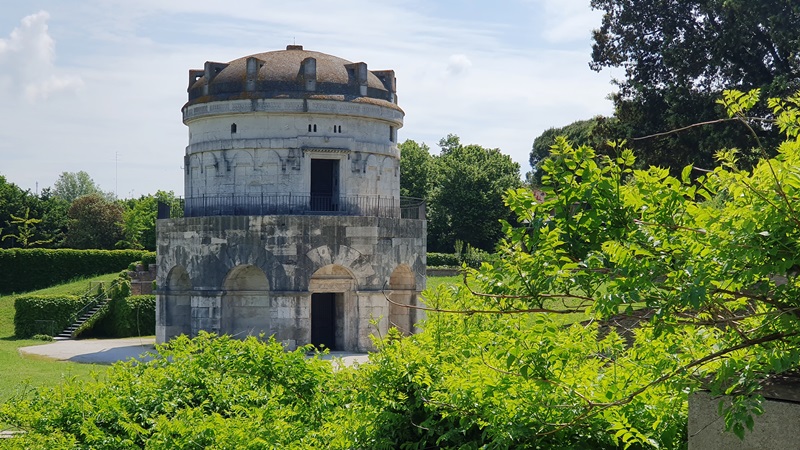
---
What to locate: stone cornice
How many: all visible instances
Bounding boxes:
[183,98,404,125]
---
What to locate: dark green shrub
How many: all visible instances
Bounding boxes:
[31,334,54,342]
[0,249,154,294]
[427,252,460,267]
[92,294,156,338]
[13,295,83,338]
[463,247,494,268]
[427,252,491,269]
[140,253,156,267]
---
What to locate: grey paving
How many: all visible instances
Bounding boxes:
[18,337,369,367]
[18,337,156,364]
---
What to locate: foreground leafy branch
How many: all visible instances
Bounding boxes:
[389,89,800,446]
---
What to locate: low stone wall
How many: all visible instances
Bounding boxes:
[129,264,157,295]
[689,381,800,449]
[426,268,459,277]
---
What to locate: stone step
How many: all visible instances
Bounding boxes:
[55,297,111,339]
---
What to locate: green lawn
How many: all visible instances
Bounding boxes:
[424,274,461,293]
[0,274,118,404]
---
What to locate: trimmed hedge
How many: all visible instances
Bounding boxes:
[92,295,156,338]
[0,249,154,295]
[427,252,461,267]
[14,295,84,338]
[427,252,492,269]
[15,293,155,339]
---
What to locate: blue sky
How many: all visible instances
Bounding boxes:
[0,0,617,198]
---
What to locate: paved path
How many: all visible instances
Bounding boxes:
[18,337,370,367]
[18,337,156,364]
[315,351,370,367]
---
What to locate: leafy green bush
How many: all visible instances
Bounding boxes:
[428,251,492,269]
[92,295,156,338]
[13,295,83,338]
[427,252,460,267]
[0,333,357,449]
[0,249,154,294]
[31,334,54,342]
[140,253,156,267]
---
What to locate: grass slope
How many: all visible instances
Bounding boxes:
[0,273,119,404]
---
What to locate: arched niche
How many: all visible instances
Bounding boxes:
[220,264,270,338]
[308,264,356,351]
[388,264,417,335]
[158,265,192,342]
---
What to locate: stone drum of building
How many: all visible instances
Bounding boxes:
[156,45,426,352]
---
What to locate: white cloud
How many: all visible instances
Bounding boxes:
[24,74,83,102]
[446,54,473,76]
[0,11,83,102]
[525,0,603,44]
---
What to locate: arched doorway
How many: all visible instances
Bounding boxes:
[308,264,356,351]
[221,265,270,338]
[158,265,192,342]
[389,265,417,335]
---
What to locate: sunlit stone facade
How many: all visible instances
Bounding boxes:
[155,46,426,352]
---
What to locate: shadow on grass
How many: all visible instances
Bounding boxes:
[0,334,54,344]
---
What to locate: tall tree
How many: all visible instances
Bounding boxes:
[1,208,52,248]
[35,188,70,248]
[64,194,124,249]
[428,135,521,252]
[528,116,622,185]
[399,139,433,200]
[118,191,183,251]
[590,0,800,171]
[0,176,31,249]
[52,171,113,203]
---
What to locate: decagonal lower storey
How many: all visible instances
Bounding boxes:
[157,215,426,352]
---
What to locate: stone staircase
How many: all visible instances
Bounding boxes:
[53,282,114,341]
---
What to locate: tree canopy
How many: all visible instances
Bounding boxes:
[591,0,800,97]
[400,135,522,253]
[398,139,433,200]
[589,0,800,172]
[427,135,522,252]
[528,116,622,185]
[52,171,113,203]
[64,194,124,250]
[0,176,32,248]
[118,191,183,251]
[0,171,181,251]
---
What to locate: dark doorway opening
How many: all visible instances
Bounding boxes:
[310,159,339,211]
[311,293,337,350]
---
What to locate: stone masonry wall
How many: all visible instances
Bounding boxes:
[129,263,157,295]
[689,391,800,449]
[155,214,426,351]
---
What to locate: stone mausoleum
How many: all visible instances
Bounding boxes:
[155,45,426,352]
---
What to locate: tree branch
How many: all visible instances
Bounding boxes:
[631,117,773,141]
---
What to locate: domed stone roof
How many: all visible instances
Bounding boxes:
[186,45,398,108]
